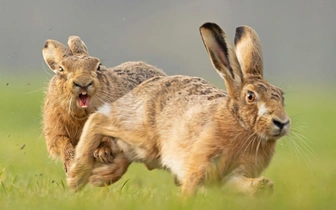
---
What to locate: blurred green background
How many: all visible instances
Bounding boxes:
[1,0,336,209]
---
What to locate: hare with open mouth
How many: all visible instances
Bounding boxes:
[42,35,166,182]
[68,22,290,196]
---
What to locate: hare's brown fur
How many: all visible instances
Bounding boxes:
[68,23,290,196]
[42,36,166,175]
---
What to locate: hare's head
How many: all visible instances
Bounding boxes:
[200,23,290,141]
[43,36,104,109]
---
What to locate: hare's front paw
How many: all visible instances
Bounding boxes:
[93,137,114,163]
[63,145,75,173]
[250,177,274,196]
[64,160,74,174]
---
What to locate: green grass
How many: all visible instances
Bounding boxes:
[1,75,335,209]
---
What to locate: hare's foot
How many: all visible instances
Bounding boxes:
[66,160,92,192]
[93,137,115,163]
[89,153,130,187]
[225,175,274,196]
[250,176,274,196]
[174,175,181,186]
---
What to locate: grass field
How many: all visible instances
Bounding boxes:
[1,74,335,210]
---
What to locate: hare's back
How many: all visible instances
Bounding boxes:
[110,61,166,87]
[134,75,228,102]
[124,75,229,125]
[111,75,228,128]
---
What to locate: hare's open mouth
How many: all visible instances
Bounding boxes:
[79,93,89,108]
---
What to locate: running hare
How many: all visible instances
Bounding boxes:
[68,23,290,196]
[42,36,166,178]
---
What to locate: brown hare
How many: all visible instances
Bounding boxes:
[42,35,166,181]
[67,22,290,196]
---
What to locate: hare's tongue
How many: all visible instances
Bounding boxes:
[79,94,89,108]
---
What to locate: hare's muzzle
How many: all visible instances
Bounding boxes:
[271,117,290,138]
[73,80,93,108]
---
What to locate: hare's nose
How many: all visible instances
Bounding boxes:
[73,81,93,89]
[272,118,290,130]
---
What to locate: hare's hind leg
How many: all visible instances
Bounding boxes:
[90,139,131,187]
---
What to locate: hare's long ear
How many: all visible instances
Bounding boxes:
[200,22,243,100]
[68,36,89,56]
[42,40,72,71]
[234,26,263,77]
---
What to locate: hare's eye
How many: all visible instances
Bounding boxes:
[59,67,64,72]
[247,91,256,103]
[97,63,101,71]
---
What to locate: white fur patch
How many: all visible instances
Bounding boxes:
[97,103,111,116]
[258,103,268,116]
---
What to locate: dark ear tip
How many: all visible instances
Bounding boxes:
[235,26,245,34]
[200,22,220,31]
[44,40,58,49]
[236,25,256,35]
[234,27,245,45]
